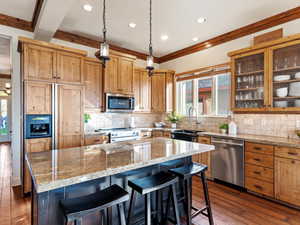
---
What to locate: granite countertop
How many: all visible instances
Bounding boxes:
[26,137,215,193]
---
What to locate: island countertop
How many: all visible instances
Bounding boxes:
[26,137,215,193]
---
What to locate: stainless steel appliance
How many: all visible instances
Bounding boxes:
[211,137,245,187]
[171,130,199,142]
[25,114,52,139]
[106,93,135,112]
[95,128,140,143]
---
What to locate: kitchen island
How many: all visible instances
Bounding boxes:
[26,137,215,225]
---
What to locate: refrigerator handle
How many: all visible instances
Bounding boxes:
[52,83,58,149]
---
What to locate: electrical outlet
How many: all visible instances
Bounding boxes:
[296,120,300,128]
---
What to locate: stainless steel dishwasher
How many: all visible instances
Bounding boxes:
[211,137,245,187]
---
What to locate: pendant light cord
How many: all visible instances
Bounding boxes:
[103,0,107,42]
[149,0,153,55]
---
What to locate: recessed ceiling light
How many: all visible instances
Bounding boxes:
[161,35,169,41]
[129,23,136,28]
[197,17,206,24]
[83,4,93,12]
[192,37,198,42]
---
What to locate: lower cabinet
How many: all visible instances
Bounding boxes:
[152,130,171,138]
[196,136,212,178]
[275,146,300,207]
[24,138,52,194]
[245,142,274,198]
[84,135,109,146]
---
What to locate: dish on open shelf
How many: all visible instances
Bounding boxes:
[274,75,291,81]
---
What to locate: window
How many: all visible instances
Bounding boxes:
[176,72,231,117]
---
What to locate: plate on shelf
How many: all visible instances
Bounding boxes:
[274,101,288,108]
[295,72,300,79]
[274,75,291,81]
[289,82,300,96]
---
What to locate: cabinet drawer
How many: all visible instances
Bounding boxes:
[245,164,274,183]
[152,130,163,137]
[245,152,274,168]
[245,142,274,155]
[198,136,211,144]
[275,146,300,160]
[163,131,171,138]
[84,135,109,146]
[246,177,274,197]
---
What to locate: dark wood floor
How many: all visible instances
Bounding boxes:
[0,143,299,225]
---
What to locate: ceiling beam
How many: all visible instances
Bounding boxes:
[33,0,77,41]
[0,13,32,32]
[31,0,44,31]
[158,6,300,63]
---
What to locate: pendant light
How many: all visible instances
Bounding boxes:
[96,0,110,67]
[146,0,154,76]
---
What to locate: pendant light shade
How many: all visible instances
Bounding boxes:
[146,0,154,76]
[96,0,110,66]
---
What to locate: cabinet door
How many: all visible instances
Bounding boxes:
[104,55,119,93]
[165,72,174,113]
[118,58,134,94]
[24,81,52,114]
[23,44,56,81]
[133,70,141,111]
[24,138,52,194]
[275,157,300,206]
[231,49,268,112]
[84,59,103,110]
[198,136,211,178]
[140,71,152,112]
[269,40,300,112]
[57,51,83,84]
[57,85,83,149]
[151,74,166,112]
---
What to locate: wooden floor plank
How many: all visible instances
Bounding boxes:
[0,143,299,225]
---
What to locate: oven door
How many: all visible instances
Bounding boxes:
[106,94,135,112]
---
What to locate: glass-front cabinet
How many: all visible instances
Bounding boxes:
[231,49,268,111]
[270,40,300,111]
[230,36,300,112]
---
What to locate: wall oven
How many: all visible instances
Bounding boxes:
[106,93,135,112]
[25,114,52,139]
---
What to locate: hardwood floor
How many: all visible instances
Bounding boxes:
[0,142,299,225]
[0,144,31,225]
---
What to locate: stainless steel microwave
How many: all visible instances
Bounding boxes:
[106,93,135,112]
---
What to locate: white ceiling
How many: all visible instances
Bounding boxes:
[0,0,36,21]
[0,0,299,57]
[60,0,299,57]
[0,37,11,74]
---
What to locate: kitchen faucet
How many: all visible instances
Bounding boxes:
[188,106,202,125]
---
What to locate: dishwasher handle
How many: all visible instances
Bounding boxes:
[211,140,244,147]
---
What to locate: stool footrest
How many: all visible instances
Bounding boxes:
[191,206,209,218]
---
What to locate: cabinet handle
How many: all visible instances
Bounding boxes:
[288,152,298,156]
[56,76,61,79]
[254,185,262,190]
[254,147,262,150]
[253,158,261,162]
[253,171,261,175]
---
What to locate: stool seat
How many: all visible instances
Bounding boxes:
[128,171,178,195]
[169,162,208,179]
[60,184,129,218]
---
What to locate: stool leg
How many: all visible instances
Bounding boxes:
[126,190,136,225]
[145,193,151,225]
[185,178,192,225]
[164,186,172,224]
[171,184,181,225]
[200,172,214,225]
[117,203,126,225]
[74,218,82,225]
[156,190,162,223]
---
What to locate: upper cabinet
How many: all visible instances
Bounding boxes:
[229,34,300,113]
[19,37,86,85]
[133,69,151,112]
[23,44,57,82]
[104,51,136,95]
[83,58,103,111]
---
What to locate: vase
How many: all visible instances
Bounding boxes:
[171,123,177,129]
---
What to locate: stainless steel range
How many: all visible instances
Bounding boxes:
[94,128,140,143]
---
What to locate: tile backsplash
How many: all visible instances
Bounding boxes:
[84,112,163,133]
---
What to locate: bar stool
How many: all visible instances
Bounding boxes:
[169,162,214,225]
[60,184,129,225]
[127,171,181,225]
